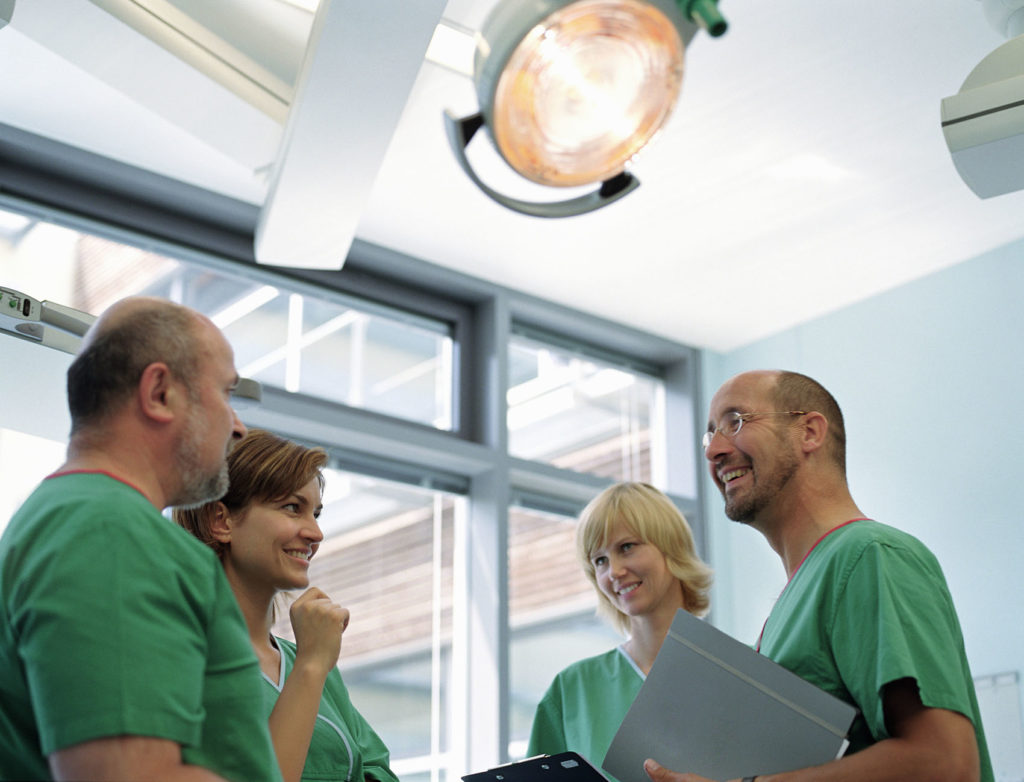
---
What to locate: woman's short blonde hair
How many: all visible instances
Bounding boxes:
[576,482,712,634]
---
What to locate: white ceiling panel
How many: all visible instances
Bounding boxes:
[0,0,1021,350]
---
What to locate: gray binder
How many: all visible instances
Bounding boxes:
[602,609,858,782]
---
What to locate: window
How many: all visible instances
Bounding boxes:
[214,286,453,430]
[3,218,455,431]
[271,468,462,780]
[507,332,665,484]
[506,504,621,758]
[0,429,65,537]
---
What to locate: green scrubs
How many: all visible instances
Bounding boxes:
[265,637,398,782]
[760,519,993,780]
[527,647,643,781]
[0,472,282,782]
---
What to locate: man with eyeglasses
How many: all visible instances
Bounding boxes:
[644,370,992,782]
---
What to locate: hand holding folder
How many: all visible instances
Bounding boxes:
[462,610,856,782]
[602,609,857,782]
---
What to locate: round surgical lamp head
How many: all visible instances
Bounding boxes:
[444,0,727,217]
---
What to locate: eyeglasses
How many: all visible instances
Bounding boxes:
[702,410,806,450]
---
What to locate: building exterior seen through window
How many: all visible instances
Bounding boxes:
[507,504,621,758]
[270,469,460,782]
[508,334,664,484]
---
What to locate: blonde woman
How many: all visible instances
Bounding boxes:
[527,482,712,777]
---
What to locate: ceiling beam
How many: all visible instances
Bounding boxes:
[254,0,447,269]
[6,0,282,174]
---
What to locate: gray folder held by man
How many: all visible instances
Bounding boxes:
[603,609,857,782]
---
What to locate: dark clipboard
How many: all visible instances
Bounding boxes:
[602,609,858,782]
[463,751,610,782]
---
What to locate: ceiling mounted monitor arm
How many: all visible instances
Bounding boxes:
[444,110,640,219]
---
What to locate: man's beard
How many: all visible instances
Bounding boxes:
[172,410,229,509]
[724,446,799,524]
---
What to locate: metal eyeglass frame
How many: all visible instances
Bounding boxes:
[702,410,806,450]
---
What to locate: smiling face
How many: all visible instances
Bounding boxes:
[220,476,325,596]
[590,519,685,628]
[704,371,801,524]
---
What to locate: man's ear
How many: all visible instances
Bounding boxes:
[799,411,829,455]
[209,502,233,544]
[137,362,179,424]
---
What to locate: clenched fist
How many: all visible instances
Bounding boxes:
[289,586,350,674]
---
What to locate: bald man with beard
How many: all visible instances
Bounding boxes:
[0,297,283,782]
[644,370,992,782]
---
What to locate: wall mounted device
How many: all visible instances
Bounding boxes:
[0,286,262,408]
[0,286,95,354]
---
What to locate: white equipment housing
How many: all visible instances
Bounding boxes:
[941,34,1024,198]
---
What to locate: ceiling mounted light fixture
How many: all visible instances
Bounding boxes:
[941,0,1024,198]
[445,0,727,218]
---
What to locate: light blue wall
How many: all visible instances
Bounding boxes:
[700,240,1024,693]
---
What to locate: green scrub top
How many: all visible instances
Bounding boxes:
[527,646,644,781]
[0,472,282,782]
[759,519,993,781]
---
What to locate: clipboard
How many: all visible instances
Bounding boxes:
[463,751,610,782]
[602,609,858,782]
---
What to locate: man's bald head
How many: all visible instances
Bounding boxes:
[67,297,205,434]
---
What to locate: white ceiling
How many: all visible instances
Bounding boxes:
[1,0,1020,352]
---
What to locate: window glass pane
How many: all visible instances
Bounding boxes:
[506,505,621,759]
[0,209,455,430]
[272,468,459,780]
[507,335,664,483]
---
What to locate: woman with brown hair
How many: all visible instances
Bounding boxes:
[175,429,397,782]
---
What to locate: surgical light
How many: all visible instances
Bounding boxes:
[445,0,726,217]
